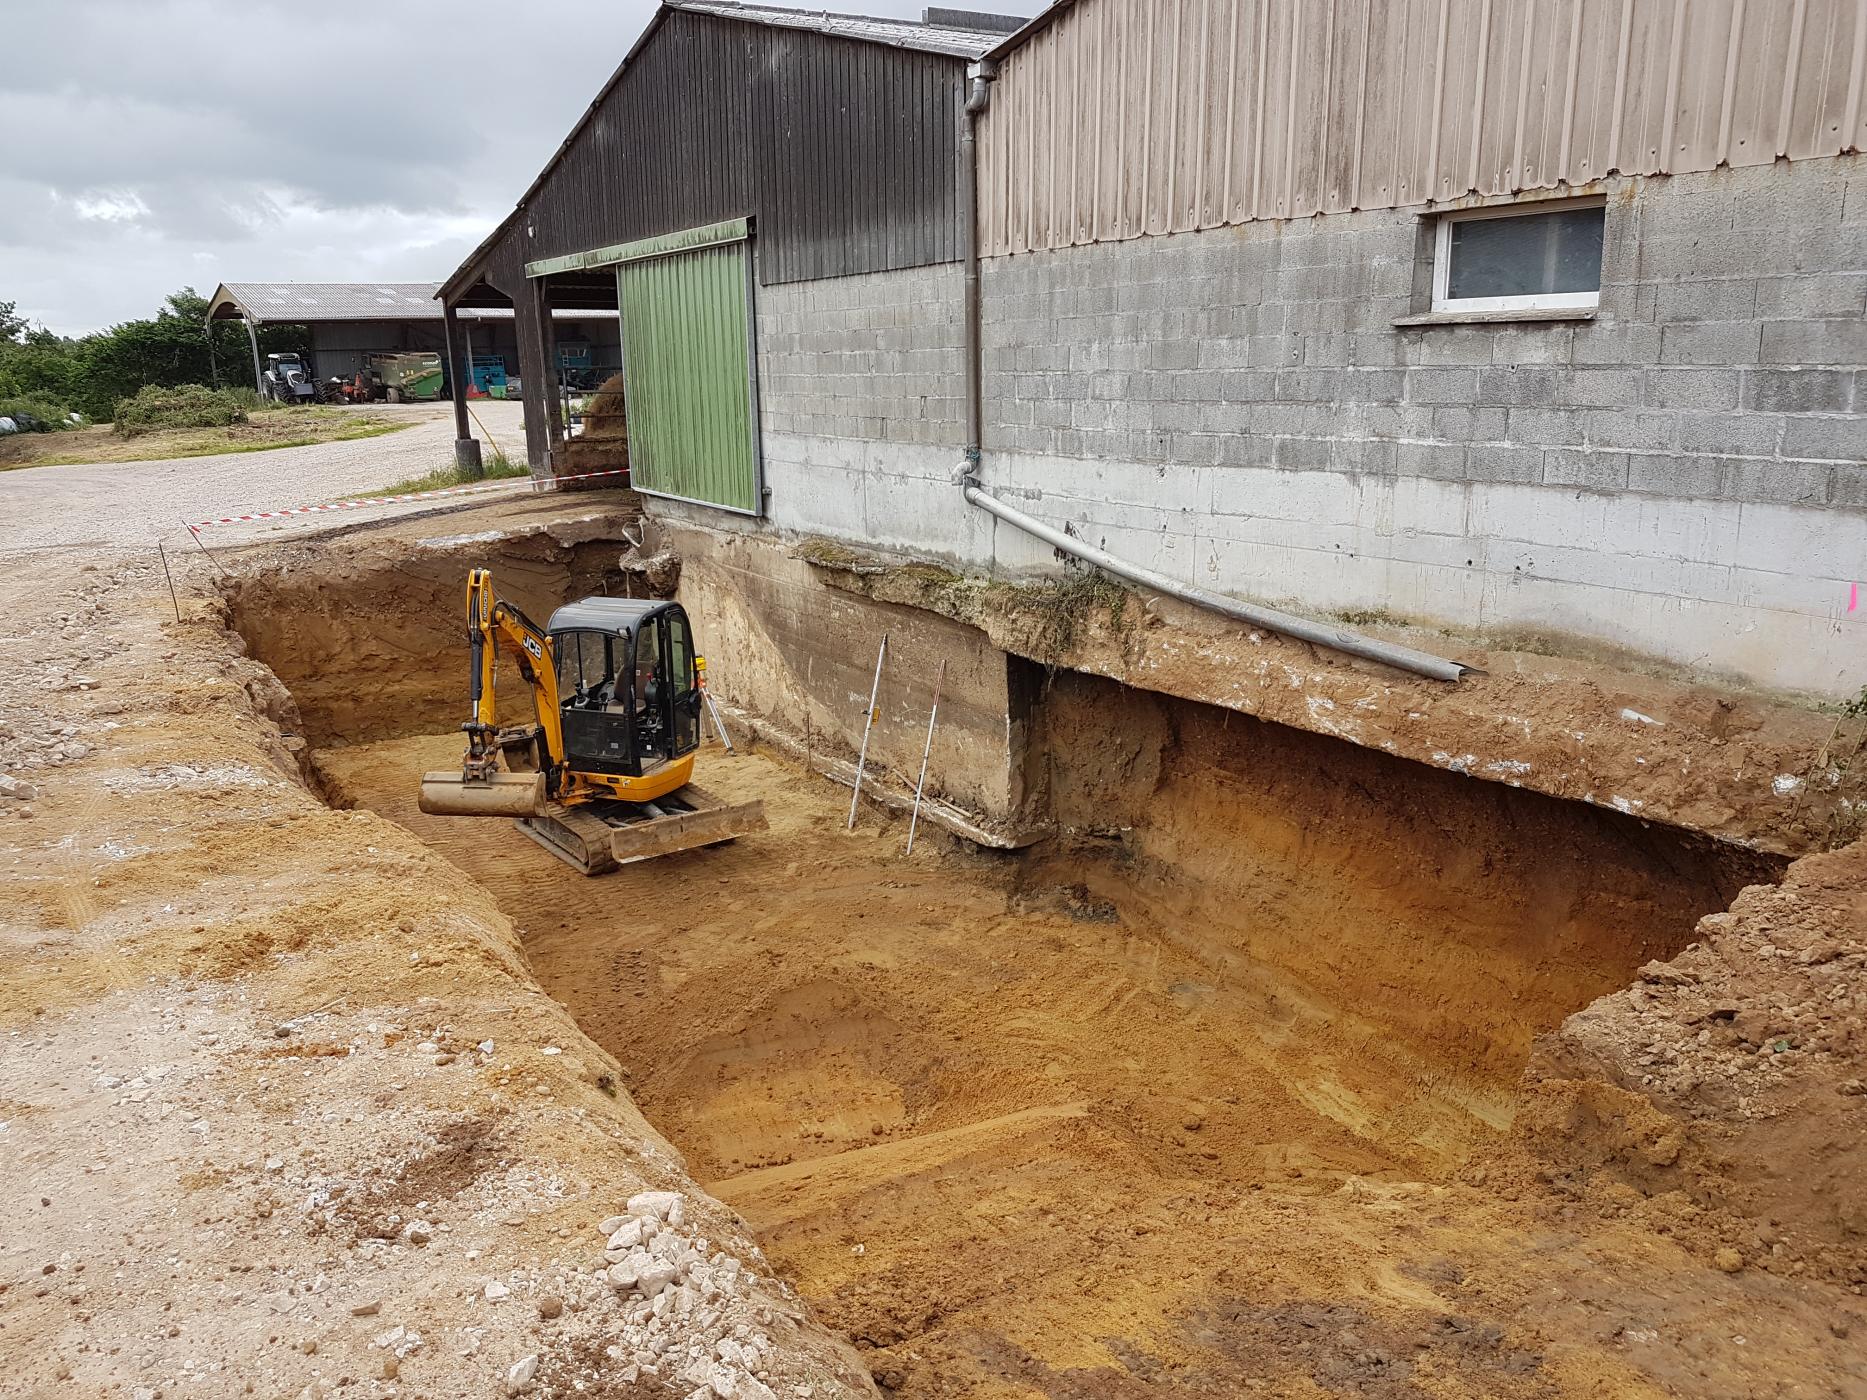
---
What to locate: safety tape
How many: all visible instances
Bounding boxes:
[186,466,631,529]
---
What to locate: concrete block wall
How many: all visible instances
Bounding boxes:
[753,262,993,559]
[976,157,1867,698]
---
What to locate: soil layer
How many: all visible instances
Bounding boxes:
[316,702,1856,1398]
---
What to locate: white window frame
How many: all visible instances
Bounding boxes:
[1431,197,1607,315]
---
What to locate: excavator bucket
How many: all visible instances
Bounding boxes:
[518,784,768,876]
[417,770,547,818]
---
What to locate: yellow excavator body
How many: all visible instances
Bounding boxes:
[415,569,764,873]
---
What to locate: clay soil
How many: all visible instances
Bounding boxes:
[311,646,1862,1399]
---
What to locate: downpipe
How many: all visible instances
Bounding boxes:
[960,60,994,471]
[952,60,1465,683]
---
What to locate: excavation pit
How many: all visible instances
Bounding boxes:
[229,522,1790,1397]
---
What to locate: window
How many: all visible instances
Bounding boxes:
[1432,200,1605,314]
[555,630,616,704]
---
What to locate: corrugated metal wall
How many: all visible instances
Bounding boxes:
[980,0,1867,255]
[494,10,965,288]
[618,239,761,513]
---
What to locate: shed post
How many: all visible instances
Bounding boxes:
[442,302,483,479]
[244,317,263,395]
[535,277,565,453]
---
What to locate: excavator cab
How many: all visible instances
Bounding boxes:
[548,598,701,778]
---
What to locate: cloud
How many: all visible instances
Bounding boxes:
[5,0,1044,334]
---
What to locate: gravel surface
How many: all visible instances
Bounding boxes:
[0,400,529,563]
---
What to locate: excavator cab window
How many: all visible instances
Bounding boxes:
[667,613,700,756]
[630,617,668,762]
[555,628,632,774]
[549,604,700,781]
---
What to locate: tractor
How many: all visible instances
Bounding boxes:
[261,352,317,405]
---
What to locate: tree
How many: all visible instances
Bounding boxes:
[0,287,309,420]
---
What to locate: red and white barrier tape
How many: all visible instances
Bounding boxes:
[186,466,630,529]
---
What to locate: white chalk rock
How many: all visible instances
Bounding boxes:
[506,1353,539,1395]
[484,1280,510,1303]
[598,1215,628,1236]
[607,1218,648,1251]
[638,1261,681,1297]
[627,1190,682,1221]
[609,1249,655,1290]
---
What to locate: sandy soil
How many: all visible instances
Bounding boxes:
[316,709,1864,1398]
[0,524,875,1397]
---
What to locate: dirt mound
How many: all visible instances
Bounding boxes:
[1521,838,1867,1288]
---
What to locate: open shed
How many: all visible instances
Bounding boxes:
[203,282,622,397]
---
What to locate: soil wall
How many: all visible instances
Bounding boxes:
[226,513,640,747]
[1026,671,1784,1154]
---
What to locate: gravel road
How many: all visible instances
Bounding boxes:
[0,400,529,563]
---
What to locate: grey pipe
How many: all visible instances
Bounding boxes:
[962,482,1469,682]
[959,61,995,467]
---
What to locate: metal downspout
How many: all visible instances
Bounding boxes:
[952,62,1464,683]
[960,60,995,469]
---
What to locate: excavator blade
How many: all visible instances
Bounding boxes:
[417,770,546,818]
[517,784,768,876]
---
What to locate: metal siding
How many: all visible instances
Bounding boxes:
[619,241,760,514]
[484,12,968,289]
[981,0,1867,255]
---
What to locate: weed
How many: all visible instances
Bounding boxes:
[990,563,1132,664]
[114,384,252,436]
[0,393,79,431]
[375,451,528,498]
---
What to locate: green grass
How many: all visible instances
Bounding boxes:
[0,409,410,470]
[374,451,529,497]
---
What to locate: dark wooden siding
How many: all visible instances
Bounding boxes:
[484,11,967,292]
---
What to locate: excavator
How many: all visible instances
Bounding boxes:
[417,569,766,874]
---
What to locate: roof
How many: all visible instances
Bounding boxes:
[667,1,1014,58]
[442,2,1019,302]
[207,283,445,324]
[204,283,612,326]
[548,597,681,634]
[983,0,1068,59]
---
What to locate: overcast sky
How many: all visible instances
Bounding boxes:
[4,0,1044,335]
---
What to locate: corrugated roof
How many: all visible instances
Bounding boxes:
[443,1,1018,300]
[666,1,1011,57]
[203,283,612,325]
[208,283,445,324]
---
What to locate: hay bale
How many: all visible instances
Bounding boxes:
[580,374,629,442]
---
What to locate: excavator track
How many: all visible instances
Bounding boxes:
[518,784,767,877]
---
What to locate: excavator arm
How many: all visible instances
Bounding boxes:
[419,569,562,818]
[461,567,566,780]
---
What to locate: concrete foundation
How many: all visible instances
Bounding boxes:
[655,519,1042,838]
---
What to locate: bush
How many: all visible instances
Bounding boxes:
[112,383,250,436]
[0,394,78,432]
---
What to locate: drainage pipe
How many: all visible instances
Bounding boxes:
[959,60,995,469]
[962,482,1470,682]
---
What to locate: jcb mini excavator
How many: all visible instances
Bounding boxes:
[417,569,766,874]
